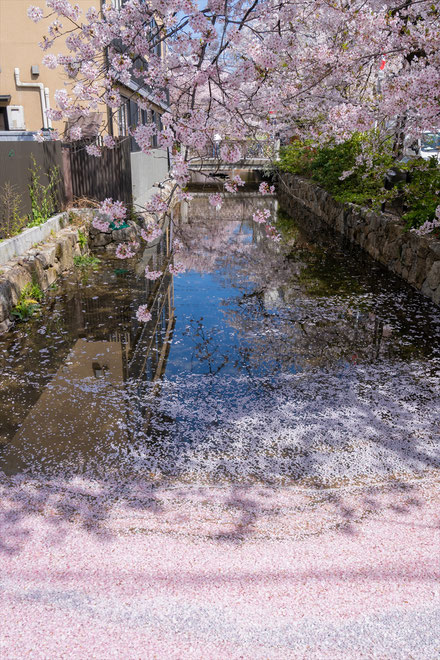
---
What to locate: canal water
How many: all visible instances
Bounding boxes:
[0,192,439,487]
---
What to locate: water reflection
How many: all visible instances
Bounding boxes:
[0,219,174,474]
[0,192,439,487]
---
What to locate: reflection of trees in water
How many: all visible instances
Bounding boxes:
[173,194,414,370]
[182,318,229,375]
[0,225,176,449]
[175,194,280,277]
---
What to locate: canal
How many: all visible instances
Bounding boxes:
[0,190,439,488]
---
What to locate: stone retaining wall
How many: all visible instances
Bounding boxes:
[0,217,89,334]
[88,220,142,251]
[278,173,440,306]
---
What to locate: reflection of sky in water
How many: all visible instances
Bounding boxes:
[0,196,440,485]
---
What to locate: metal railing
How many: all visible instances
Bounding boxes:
[189,138,280,163]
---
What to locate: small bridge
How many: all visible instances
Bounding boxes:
[188,139,280,179]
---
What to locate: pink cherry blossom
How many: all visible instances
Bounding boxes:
[27,5,44,22]
[141,224,163,244]
[115,242,137,259]
[145,266,163,280]
[259,181,275,195]
[85,144,101,157]
[168,262,186,275]
[68,125,82,141]
[209,193,223,209]
[92,217,110,233]
[98,198,127,222]
[252,208,271,224]
[136,304,152,322]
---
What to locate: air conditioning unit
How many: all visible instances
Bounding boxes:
[6,105,26,130]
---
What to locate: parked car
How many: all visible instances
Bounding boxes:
[403,131,440,162]
[419,132,440,161]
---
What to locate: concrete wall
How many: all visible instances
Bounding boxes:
[130,149,169,210]
[278,173,440,306]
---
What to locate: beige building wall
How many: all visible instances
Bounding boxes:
[0,1,166,138]
[0,0,104,133]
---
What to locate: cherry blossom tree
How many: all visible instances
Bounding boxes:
[27,0,440,315]
[30,0,440,169]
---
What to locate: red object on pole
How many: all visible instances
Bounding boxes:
[380,55,386,70]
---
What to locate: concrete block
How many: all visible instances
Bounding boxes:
[0,212,68,266]
[55,239,73,271]
[7,265,32,305]
[36,244,57,268]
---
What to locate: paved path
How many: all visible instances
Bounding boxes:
[1,476,440,658]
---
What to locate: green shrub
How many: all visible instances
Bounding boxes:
[278,139,317,176]
[11,282,43,322]
[277,131,440,229]
[0,182,28,240]
[28,155,60,227]
[400,158,440,230]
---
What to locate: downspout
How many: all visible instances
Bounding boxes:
[14,67,48,129]
[44,87,52,129]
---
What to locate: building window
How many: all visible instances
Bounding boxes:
[0,108,9,131]
[118,98,129,137]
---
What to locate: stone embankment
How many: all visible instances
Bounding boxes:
[0,211,91,334]
[89,221,142,251]
[278,173,440,306]
[0,177,176,333]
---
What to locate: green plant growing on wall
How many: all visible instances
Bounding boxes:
[77,229,88,249]
[0,182,28,240]
[73,254,100,269]
[11,282,43,322]
[28,155,60,227]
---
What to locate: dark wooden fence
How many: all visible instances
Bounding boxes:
[63,139,132,204]
[0,140,65,217]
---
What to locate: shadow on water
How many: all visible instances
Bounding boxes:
[0,191,440,552]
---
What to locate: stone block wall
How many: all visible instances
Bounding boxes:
[88,221,142,251]
[0,221,89,334]
[278,173,440,306]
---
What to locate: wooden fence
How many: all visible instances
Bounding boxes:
[63,139,132,205]
[0,140,65,218]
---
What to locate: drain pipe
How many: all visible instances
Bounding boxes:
[14,67,48,129]
[44,87,52,129]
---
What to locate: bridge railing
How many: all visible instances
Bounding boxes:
[188,138,279,162]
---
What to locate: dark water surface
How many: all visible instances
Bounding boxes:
[1,193,439,486]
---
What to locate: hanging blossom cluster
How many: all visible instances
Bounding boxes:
[115,241,139,259]
[136,304,152,323]
[145,266,163,280]
[259,182,275,196]
[92,217,111,233]
[168,262,186,275]
[412,206,440,236]
[265,223,281,243]
[141,223,163,244]
[31,0,440,244]
[92,198,127,232]
[225,175,246,194]
[253,208,271,225]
